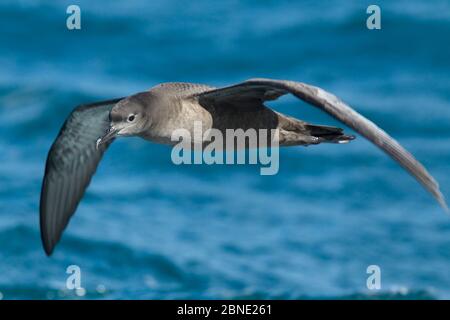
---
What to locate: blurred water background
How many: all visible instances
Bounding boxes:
[0,0,450,299]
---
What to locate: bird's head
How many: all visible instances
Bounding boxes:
[96,93,152,148]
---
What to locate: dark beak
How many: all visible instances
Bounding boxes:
[96,126,118,150]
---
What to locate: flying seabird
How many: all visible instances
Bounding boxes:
[40,78,448,255]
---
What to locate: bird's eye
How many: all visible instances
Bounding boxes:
[127,114,136,122]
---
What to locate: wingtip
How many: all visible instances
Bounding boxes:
[42,240,55,256]
[44,249,54,257]
[434,190,449,214]
[40,226,55,256]
[40,210,56,256]
[439,198,449,214]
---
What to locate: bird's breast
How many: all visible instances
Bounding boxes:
[141,99,213,145]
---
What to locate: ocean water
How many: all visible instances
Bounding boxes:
[0,0,450,300]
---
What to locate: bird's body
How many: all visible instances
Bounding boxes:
[137,83,217,145]
[130,82,352,148]
[40,78,448,255]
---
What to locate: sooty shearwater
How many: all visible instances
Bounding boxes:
[40,78,447,255]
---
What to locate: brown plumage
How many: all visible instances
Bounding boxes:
[40,78,447,255]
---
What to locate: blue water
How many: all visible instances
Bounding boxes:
[1,0,450,300]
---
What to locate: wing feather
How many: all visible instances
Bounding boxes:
[40,97,123,255]
[198,78,447,210]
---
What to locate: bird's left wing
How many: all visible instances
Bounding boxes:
[40,97,124,255]
[197,78,447,210]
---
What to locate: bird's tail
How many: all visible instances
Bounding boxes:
[304,123,355,144]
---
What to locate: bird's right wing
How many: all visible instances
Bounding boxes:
[197,79,447,210]
[40,97,124,256]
